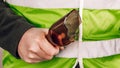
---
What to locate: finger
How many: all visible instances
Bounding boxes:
[24,57,45,63]
[53,46,60,55]
[36,45,54,60]
[25,51,47,63]
[28,52,42,60]
[30,42,54,60]
[39,36,60,56]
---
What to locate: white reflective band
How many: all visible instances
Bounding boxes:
[79,38,120,58]
[56,41,79,58]
[6,0,80,8]
[84,0,120,9]
[53,38,120,58]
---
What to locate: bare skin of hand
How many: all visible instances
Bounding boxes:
[18,28,60,63]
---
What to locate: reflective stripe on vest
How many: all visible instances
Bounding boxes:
[56,41,78,58]
[80,0,120,68]
[5,0,80,8]
[84,0,120,9]
[79,38,120,58]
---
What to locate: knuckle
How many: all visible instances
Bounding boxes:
[48,49,59,56]
[48,49,57,56]
[44,55,53,60]
[28,47,34,52]
[28,47,39,53]
[48,51,54,56]
[28,53,34,59]
[35,37,42,43]
[24,59,33,63]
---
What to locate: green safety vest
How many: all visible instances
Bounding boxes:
[82,0,120,68]
[3,0,120,68]
[3,0,79,68]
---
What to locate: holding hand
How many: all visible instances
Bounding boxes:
[18,28,60,63]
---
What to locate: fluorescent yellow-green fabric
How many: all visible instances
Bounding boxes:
[3,51,76,68]
[3,5,77,68]
[83,54,120,68]
[83,9,120,41]
[9,4,76,28]
[82,9,120,68]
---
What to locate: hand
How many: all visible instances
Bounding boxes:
[18,28,60,63]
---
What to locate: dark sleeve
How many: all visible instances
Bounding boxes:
[0,0,34,58]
